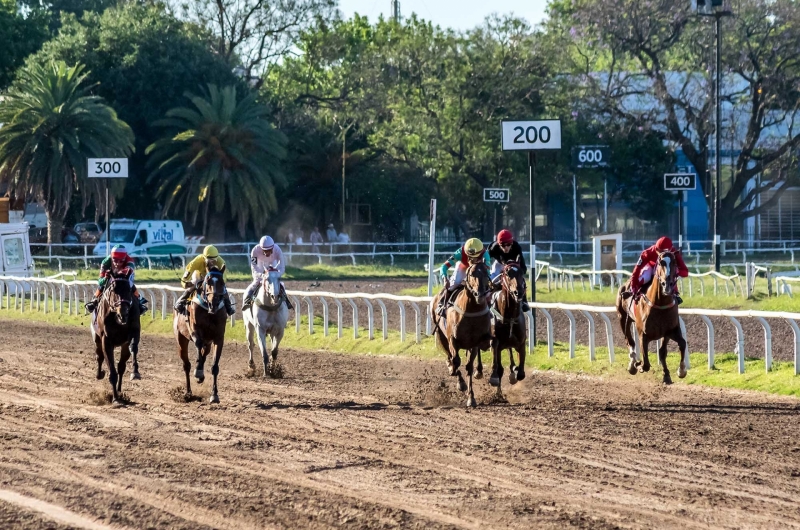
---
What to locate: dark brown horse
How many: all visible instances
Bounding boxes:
[174,267,228,403]
[90,270,141,406]
[616,250,688,385]
[489,262,527,395]
[430,261,492,407]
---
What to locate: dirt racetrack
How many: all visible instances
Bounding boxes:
[1,319,800,530]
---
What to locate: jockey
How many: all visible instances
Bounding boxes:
[629,236,688,304]
[487,229,530,312]
[85,245,147,314]
[436,237,490,315]
[174,245,235,316]
[242,236,293,311]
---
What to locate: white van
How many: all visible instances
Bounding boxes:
[0,223,34,277]
[92,219,188,257]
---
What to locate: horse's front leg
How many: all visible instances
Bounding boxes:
[117,342,131,393]
[271,328,284,364]
[129,327,141,380]
[209,339,223,404]
[658,337,672,385]
[447,334,462,377]
[194,339,207,384]
[102,337,122,406]
[177,332,192,397]
[623,319,638,375]
[670,327,688,379]
[245,320,256,370]
[638,333,651,373]
[512,342,527,383]
[257,326,271,378]
[474,348,484,380]
[465,347,478,408]
[489,338,503,387]
[94,336,105,380]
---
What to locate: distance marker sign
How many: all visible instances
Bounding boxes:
[571,145,610,168]
[483,188,510,202]
[88,158,128,178]
[501,120,562,151]
[664,173,697,191]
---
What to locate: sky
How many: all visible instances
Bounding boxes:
[336,0,551,31]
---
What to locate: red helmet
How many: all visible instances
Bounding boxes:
[655,237,673,251]
[111,245,129,262]
[497,229,514,245]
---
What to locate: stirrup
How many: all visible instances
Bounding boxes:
[675,295,683,305]
[242,296,253,310]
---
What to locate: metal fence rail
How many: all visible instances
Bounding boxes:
[1,275,798,377]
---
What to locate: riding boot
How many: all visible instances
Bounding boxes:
[85,295,100,313]
[675,293,683,305]
[280,285,294,310]
[223,292,236,316]
[138,295,148,314]
[521,292,530,313]
[174,286,194,315]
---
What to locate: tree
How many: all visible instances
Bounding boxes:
[0,61,134,242]
[553,0,800,237]
[0,0,49,90]
[146,85,288,238]
[174,0,336,78]
[27,2,241,218]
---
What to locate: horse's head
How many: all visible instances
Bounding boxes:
[201,267,226,315]
[262,269,282,305]
[656,250,678,298]
[105,269,134,325]
[465,261,491,304]
[502,262,525,304]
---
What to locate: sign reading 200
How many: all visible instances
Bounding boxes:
[501,120,562,151]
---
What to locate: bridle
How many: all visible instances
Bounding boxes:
[464,261,490,302]
[500,263,524,303]
[656,251,677,298]
[202,270,225,312]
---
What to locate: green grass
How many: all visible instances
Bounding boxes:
[2,301,798,397]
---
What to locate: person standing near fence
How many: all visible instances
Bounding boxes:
[310,226,323,253]
[326,223,338,242]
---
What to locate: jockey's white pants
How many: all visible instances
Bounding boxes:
[447,262,468,290]
[638,264,654,286]
[490,260,504,280]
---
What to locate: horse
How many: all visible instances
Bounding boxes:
[489,262,527,396]
[616,250,688,385]
[430,261,492,407]
[243,270,289,377]
[90,269,141,406]
[173,267,228,403]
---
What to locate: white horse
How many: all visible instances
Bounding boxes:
[243,270,289,377]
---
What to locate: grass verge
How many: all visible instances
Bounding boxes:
[1,305,797,397]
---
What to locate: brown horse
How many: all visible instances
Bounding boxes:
[430,261,492,407]
[616,250,688,385]
[173,267,228,403]
[90,270,141,406]
[489,262,527,395]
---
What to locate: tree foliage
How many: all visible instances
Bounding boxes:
[0,61,134,242]
[146,85,288,237]
[0,0,49,89]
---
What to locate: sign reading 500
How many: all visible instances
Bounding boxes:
[501,120,562,151]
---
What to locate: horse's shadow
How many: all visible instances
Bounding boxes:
[605,403,800,415]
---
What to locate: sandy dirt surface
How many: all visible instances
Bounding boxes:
[1,319,799,529]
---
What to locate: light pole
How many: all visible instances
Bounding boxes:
[697,0,732,272]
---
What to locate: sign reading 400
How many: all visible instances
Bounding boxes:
[88,158,128,178]
[664,173,697,191]
[501,120,562,151]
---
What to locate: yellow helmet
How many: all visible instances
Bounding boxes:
[464,238,484,258]
[203,245,219,259]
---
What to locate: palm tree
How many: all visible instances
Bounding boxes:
[146,84,287,238]
[0,61,134,243]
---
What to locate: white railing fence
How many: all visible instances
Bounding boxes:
[1,275,798,377]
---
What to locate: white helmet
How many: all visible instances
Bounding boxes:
[259,235,275,251]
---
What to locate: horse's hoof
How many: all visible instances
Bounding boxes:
[451,355,461,371]
[640,363,651,373]
[678,368,687,379]
[96,370,105,380]
[248,360,255,370]
[457,375,467,393]
[627,361,638,375]
[663,375,673,385]
[130,372,141,381]
[514,368,526,382]
[111,399,124,408]
[474,370,483,380]
[209,394,220,404]
[466,395,477,408]
[489,375,500,387]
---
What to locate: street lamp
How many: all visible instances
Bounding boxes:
[696,0,733,272]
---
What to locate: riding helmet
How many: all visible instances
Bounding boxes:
[111,245,128,261]
[464,237,484,258]
[203,245,220,258]
[259,235,275,251]
[655,237,673,251]
[497,229,514,245]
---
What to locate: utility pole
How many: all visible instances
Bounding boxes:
[391,0,400,22]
